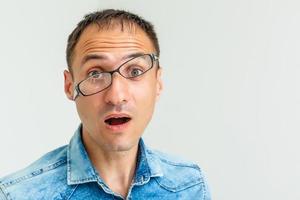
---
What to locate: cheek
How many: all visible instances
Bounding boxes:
[76,101,91,124]
[133,80,157,114]
[75,97,101,123]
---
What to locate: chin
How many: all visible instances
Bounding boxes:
[107,143,134,152]
[105,137,139,152]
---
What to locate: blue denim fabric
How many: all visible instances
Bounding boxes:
[0,125,211,200]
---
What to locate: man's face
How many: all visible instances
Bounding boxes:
[64,24,162,152]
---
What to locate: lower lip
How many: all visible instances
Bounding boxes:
[104,120,131,132]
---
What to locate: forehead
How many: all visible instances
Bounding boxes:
[72,24,155,67]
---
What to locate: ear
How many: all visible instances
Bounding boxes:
[64,70,74,101]
[155,68,163,101]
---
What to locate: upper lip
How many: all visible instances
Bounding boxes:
[104,113,132,121]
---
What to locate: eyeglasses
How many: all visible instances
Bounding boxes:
[73,53,159,100]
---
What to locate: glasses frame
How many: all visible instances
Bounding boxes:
[73,53,159,100]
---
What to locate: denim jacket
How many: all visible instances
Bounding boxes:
[0,125,211,200]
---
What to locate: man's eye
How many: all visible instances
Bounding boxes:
[130,68,144,77]
[88,71,101,78]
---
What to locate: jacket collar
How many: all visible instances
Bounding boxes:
[133,139,163,185]
[67,125,97,185]
[67,124,163,186]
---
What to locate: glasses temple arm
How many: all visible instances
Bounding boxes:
[73,85,80,101]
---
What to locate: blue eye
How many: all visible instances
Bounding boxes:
[130,68,143,77]
[88,71,101,78]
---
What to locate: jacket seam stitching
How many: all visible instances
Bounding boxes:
[201,179,206,199]
[0,186,6,200]
[159,158,199,168]
[203,176,208,200]
[0,185,9,200]
[196,167,208,199]
[153,164,204,192]
[154,177,202,192]
[196,166,207,199]
[2,159,67,187]
[66,184,79,200]
[147,150,199,168]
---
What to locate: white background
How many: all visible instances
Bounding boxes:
[0,0,299,199]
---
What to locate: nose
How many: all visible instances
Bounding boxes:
[104,72,129,106]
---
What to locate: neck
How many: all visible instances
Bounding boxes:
[82,130,139,198]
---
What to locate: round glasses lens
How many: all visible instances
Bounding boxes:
[79,72,111,95]
[120,54,153,78]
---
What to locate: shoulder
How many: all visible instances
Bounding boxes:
[0,145,72,200]
[146,147,204,177]
[146,148,210,198]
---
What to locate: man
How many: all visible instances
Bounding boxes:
[0,9,211,199]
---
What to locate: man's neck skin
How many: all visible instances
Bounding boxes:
[82,131,139,198]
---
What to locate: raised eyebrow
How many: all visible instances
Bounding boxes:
[81,54,108,66]
[122,52,145,60]
[81,52,145,67]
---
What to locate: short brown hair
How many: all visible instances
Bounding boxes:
[66,9,160,73]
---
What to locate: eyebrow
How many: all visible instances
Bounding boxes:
[81,54,107,66]
[81,52,146,67]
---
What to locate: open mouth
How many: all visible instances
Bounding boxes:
[104,117,131,126]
